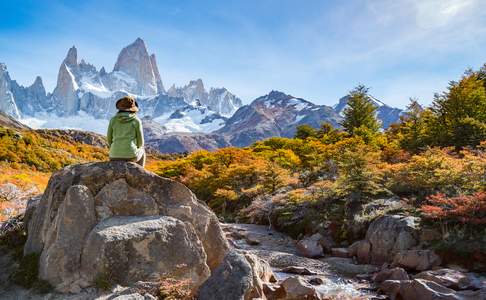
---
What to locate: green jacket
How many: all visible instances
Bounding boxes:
[107,112,144,159]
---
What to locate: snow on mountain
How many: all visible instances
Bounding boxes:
[0,38,243,136]
[168,80,242,117]
[217,91,341,147]
[154,103,227,133]
[0,64,21,119]
[112,38,162,96]
[0,38,406,153]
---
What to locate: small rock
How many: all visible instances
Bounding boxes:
[278,276,322,300]
[392,249,441,271]
[296,233,324,258]
[348,240,371,264]
[414,268,484,290]
[322,257,379,275]
[308,277,324,285]
[245,236,261,246]
[331,247,350,258]
[281,266,319,275]
[110,293,146,300]
[263,282,284,300]
[373,267,409,283]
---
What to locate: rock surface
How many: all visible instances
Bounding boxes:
[364,215,420,265]
[392,249,441,271]
[414,268,485,290]
[197,250,275,300]
[23,162,229,292]
[277,276,322,300]
[380,278,486,300]
[296,233,324,258]
[373,267,409,283]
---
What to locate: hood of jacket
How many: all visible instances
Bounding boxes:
[115,112,137,123]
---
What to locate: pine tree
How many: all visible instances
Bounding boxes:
[432,71,486,148]
[340,85,380,137]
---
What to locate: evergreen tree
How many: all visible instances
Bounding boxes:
[294,124,317,139]
[432,71,486,148]
[340,85,380,137]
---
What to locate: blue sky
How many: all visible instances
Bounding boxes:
[1,0,486,108]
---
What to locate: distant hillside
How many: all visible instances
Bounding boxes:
[0,112,29,130]
[0,114,107,172]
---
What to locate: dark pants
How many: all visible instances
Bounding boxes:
[109,152,146,167]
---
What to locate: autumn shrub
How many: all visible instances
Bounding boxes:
[386,148,486,198]
[420,192,486,265]
[0,126,107,172]
[421,192,486,228]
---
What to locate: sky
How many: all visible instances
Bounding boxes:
[1,0,486,108]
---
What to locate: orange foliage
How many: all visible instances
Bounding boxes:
[421,192,486,225]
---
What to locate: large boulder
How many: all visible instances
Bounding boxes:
[365,215,420,265]
[80,216,210,290]
[380,279,485,300]
[23,162,229,293]
[414,269,484,290]
[197,250,276,300]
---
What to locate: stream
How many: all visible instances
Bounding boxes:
[222,223,383,300]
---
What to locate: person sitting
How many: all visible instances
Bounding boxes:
[107,96,145,167]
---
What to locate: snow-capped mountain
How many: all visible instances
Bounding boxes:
[334,95,403,129]
[216,91,341,147]
[153,102,227,133]
[0,38,242,134]
[0,38,405,153]
[0,64,21,119]
[167,79,242,117]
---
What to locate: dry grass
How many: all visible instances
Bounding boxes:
[158,277,193,300]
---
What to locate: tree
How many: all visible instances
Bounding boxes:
[340,85,380,138]
[394,99,430,152]
[295,124,317,139]
[432,71,486,148]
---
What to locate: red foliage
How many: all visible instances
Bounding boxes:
[420,192,486,225]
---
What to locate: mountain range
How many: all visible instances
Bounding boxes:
[0,38,403,153]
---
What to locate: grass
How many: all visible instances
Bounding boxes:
[9,252,52,293]
[94,271,114,291]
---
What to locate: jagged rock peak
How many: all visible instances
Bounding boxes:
[32,76,43,86]
[267,90,290,99]
[113,38,150,72]
[189,78,205,89]
[64,46,78,66]
[0,63,7,72]
[150,53,164,93]
[113,38,160,95]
